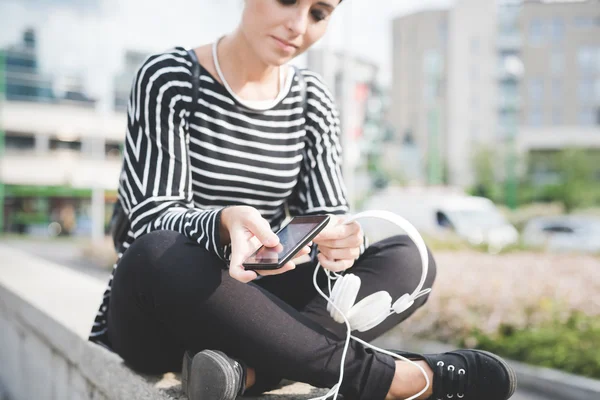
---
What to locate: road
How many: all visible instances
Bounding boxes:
[1,237,560,400]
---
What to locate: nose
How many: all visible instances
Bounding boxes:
[285,7,309,36]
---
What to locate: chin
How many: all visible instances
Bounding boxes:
[263,49,298,66]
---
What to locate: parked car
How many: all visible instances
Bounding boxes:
[361,187,519,252]
[522,215,600,254]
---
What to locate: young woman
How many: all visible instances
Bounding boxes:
[89,1,516,399]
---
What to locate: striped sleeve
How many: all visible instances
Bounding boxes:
[120,50,227,259]
[288,71,370,257]
[288,72,350,217]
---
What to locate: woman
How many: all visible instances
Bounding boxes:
[89,1,516,399]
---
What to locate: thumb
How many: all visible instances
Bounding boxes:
[246,216,279,247]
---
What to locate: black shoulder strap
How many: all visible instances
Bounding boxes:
[186,48,201,128]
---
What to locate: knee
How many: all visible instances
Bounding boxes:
[369,235,437,301]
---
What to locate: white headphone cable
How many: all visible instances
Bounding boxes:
[307,210,432,400]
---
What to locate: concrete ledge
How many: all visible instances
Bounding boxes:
[373,336,600,400]
[0,244,328,400]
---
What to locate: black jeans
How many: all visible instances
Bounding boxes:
[107,230,437,400]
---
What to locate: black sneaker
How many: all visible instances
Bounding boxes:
[394,349,517,400]
[182,350,247,400]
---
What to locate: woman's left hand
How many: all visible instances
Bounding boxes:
[313,215,363,273]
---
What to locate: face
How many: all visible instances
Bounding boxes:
[241,0,339,66]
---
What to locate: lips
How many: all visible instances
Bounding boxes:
[272,36,298,50]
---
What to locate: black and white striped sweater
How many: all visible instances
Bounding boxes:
[89,46,353,348]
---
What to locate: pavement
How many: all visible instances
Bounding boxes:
[0,236,562,400]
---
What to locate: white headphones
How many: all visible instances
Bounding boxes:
[325,210,432,332]
[310,210,433,400]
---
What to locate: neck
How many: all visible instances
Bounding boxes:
[218,30,279,90]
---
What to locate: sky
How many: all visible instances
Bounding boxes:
[0,0,453,98]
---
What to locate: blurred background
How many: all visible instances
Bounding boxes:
[0,0,599,398]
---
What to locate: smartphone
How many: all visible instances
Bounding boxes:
[242,215,330,270]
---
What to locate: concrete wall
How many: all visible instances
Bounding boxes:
[0,245,172,400]
[0,244,329,400]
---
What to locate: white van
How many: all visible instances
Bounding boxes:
[360,187,519,251]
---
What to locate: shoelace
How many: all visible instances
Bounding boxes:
[434,361,467,399]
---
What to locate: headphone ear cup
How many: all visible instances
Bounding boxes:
[392,294,415,315]
[347,291,392,332]
[328,274,361,324]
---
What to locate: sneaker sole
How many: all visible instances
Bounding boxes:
[181,350,239,400]
[473,350,518,399]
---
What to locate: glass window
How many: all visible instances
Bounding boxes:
[595,78,600,103]
[578,46,596,74]
[499,109,518,129]
[579,79,594,104]
[471,37,480,54]
[574,16,595,28]
[438,20,448,46]
[551,18,564,41]
[528,78,544,104]
[529,19,544,45]
[551,51,563,75]
[528,107,543,126]
[579,108,595,126]
[49,138,82,151]
[552,79,562,103]
[552,108,562,125]
[5,134,35,151]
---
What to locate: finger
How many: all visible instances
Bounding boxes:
[317,253,354,272]
[246,215,279,247]
[319,246,360,261]
[292,245,311,257]
[315,221,361,242]
[229,265,258,283]
[292,246,312,263]
[254,261,296,276]
[316,234,363,250]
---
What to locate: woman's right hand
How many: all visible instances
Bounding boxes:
[221,206,309,283]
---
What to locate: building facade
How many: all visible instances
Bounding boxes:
[391,0,600,188]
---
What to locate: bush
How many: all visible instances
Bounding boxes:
[464,311,600,379]
[393,251,600,377]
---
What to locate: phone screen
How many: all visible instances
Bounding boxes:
[244,216,329,266]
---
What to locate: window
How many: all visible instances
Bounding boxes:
[543,225,574,234]
[471,37,480,54]
[552,108,562,125]
[528,107,543,126]
[551,18,564,42]
[528,78,544,104]
[596,78,600,103]
[436,211,454,230]
[105,142,122,158]
[574,16,595,29]
[578,46,596,75]
[552,79,562,103]
[499,109,518,131]
[49,138,82,151]
[438,20,448,46]
[551,51,563,75]
[529,19,544,45]
[5,133,35,151]
[470,64,479,81]
[579,79,594,104]
[579,108,595,125]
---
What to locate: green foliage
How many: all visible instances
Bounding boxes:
[470,148,600,212]
[461,311,600,379]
